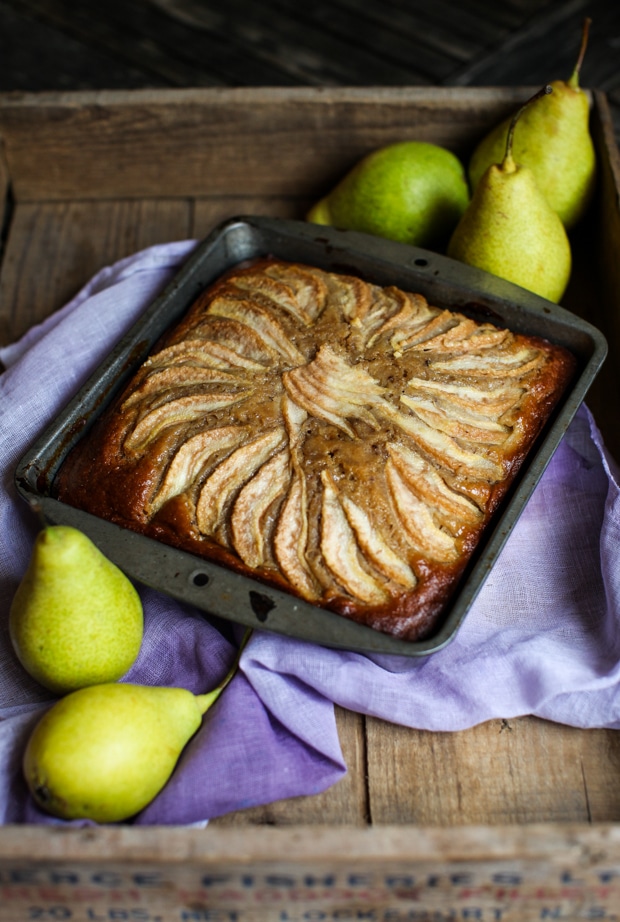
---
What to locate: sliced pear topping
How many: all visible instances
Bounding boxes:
[360,288,405,340]
[273,471,319,601]
[150,339,267,372]
[194,317,278,366]
[400,394,510,445]
[408,317,509,354]
[281,393,308,450]
[283,345,386,437]
[231,274,317,327]
[359,284,396,323]
[283,373,358,437]
[125,393,248,453]
[122,366,243,409]
[405,377,524,417]
[432,346,543,378]
[369,290,435,348]
[263,262,329,321]
[345,284,404,351]
[340,494,416,589]
[322,273,372,321]
[386,461,459,563]
[392,309,459,353]
[380,403,505,481]
[319,472,390,605]
[308,343,385,400]
[387,443,482,525]
[196,429,286,536]
[149,426,247,515]
[106,258,564,622]
[207,296,305,365]
[231,449,291,569]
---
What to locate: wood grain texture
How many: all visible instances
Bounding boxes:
[366,716,620,827]
[0,198,192,345]
[0,86,534,202]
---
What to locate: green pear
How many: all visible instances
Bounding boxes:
[468,19,596,229]
[307,140,470,249]
[448,87,572,304]
[10,526,143,695]
[23,632,249,822]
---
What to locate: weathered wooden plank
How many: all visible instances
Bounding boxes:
[366,716,620,827]
[0,823,620,920]
[0,198,192,346]
[0,86,534,202]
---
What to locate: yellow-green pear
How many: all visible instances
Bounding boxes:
[23,632,249,822]
[448,87,572,304]
[468,19,596,229]
[10,526,143,695]
[24,684,207,822]
[307,140,470,249]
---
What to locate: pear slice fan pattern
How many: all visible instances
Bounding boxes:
[56,260,575,640]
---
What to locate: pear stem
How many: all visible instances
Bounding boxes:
[194,627,253,715]
[503,85,553,172]
[569,17,591,88]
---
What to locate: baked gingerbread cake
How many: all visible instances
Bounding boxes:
[55,258,576,641]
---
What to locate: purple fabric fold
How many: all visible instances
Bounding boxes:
[1,240,619,827]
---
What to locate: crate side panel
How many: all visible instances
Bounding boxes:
[0,87,533,202]
[0,198,192,347]
[1,824,620,919]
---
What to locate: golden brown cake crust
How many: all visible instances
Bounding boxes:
[55,258,577,641]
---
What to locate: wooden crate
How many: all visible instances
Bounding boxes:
[1,86,620,921]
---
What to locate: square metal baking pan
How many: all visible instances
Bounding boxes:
[14,215,608,657]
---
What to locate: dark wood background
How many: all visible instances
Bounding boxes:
[1,0,619,141]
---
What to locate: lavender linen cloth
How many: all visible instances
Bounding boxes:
[1,241,619,826]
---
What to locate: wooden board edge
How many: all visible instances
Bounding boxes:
[0,822,620,864]
[0,85,535,203]
[0,85,533,111]
[593,90,620,193]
